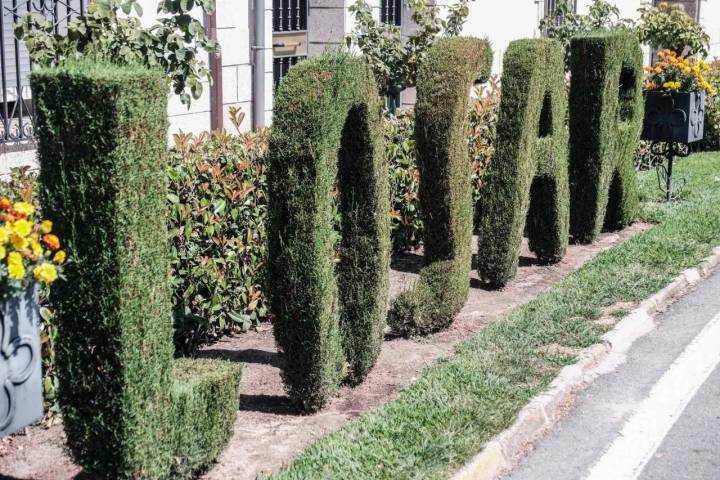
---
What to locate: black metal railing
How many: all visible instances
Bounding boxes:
[381,0,401,26]
[272,0,307,32]
[1,0,83,145]
[273,55,304,90]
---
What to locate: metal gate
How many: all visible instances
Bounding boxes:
[1,0,84,145]
[272,0,307,90]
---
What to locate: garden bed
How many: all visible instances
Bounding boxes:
[1,154,719,480]
[0,226,648,479]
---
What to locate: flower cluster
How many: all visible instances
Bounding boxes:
[0,197,64,292]
[644,50,717,96]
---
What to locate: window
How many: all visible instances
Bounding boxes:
[272,0,307,32]
[544,0,577,17]
[381,0,402,26]
[1,0,84,144]
[272,0,308,89]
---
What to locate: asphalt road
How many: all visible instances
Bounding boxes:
[505,270,720,480]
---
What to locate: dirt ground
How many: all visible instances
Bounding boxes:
[0,225,649,480]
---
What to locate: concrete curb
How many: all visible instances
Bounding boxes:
[451,245,720,480]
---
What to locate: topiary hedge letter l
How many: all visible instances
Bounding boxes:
[33,63,241,479]
[268,54,390,411]
[569,32,643,244]
[476,39,570,286]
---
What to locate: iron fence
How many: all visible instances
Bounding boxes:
[381,0,401,26]
[1,0,83,145]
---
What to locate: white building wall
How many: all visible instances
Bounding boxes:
[700,0,720,59]
[462,1,542,74]
[136,0,258,135]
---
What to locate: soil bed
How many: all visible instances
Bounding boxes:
[0,225,648,479]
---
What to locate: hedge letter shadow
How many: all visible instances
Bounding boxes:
[569,32,644,243]
[389,37,493,335]
[268,54,390,411]
[476,39,569,287]
[32,63,242,479]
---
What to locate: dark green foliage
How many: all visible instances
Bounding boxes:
[569,32,643,243]
[268,53,390,410]
[271,152,720,480]
[476,39,569,286]
[168,130,269,352]
[389,37,492,335]
[32,62,241,479]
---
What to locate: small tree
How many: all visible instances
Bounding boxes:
[15,0,216,105]
[347,0,472,102]
[637,2,710,56]
[540,0,633,70]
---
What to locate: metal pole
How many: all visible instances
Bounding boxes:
[252,0,267,129]
[666,150,674,202]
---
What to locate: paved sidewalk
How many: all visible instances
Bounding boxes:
[506,270,720,480]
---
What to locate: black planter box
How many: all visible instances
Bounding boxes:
[641,90,705,143]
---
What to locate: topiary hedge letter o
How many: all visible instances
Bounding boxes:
[476,39,570,286]
[389,36,492,335]
[569,32,643,243]
[268,54,390,411]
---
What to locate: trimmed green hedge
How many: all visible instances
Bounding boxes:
[268,53,390,410]
[32,62,241,479]
[476,38,569,286]
[389,37,492,335]
[569,32,643,243]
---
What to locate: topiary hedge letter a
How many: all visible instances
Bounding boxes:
[32,63,242,479]
[268,54,390,411]
[569,32,643,244]
[389,37,492,336]
[476,39,570,286]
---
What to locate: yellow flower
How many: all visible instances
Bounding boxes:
[10,233,28,251]
[8,252,25,280]
[33,262,58,284]
[0,226,9,245]
[53,250,66,264]
[13,202,34,217]
[655,67,663,74]
[41,220,53,234]
[0,245,6,260]
[11,219,32,238]
[31,239,43,258]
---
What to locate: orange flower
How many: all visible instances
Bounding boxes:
[43,234,60,251]
[0,198,10,210]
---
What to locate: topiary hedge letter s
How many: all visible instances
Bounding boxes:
[389,37,492,335]
[268,54,390,411]
[32,63,241,479]
[569,32,643,243]
[476,39,570,286]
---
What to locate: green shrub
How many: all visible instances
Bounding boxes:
[386,111,423,252]
[168,129,269,352]
[386,82,500,253]
[32,62,241,479]
[389,37,492,335]
[268,53,390,410]
[476,39,569,286]
[702,59,720,151]
[569,32,643,243]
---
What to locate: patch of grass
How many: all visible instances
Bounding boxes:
[271,153,720,480]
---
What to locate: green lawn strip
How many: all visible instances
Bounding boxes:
[270,153,720,480]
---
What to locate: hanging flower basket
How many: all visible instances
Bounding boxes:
[641,90,705,143]
[0,198,65,438]
[0,285,42,438]
[641,50,714,144]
